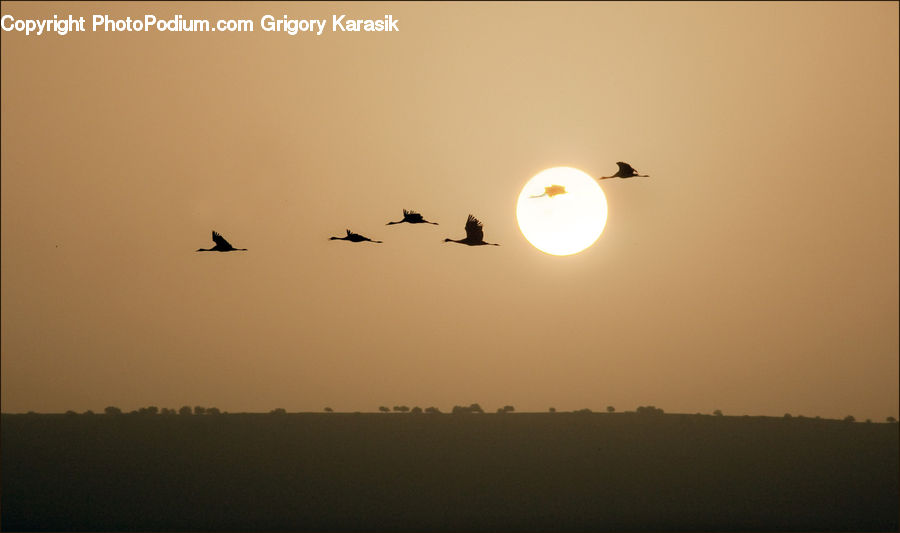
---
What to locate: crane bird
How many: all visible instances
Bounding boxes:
[530,184,568,198]
[386,209,438,225]
[330,229,382,243]
[443,215,500,246]
[598,162,649,179]
[196,231,247,252]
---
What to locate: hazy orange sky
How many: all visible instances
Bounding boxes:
[2,2,897,420]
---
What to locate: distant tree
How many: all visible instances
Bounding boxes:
[207,407,221,416]
[843,415,856,423]
[393,405,410,413]
[865,418,872,423]
[469,403,484,413]
[425,406,441,414]
[65,410,78,416]
[410,406,423,414]
[194,406,206,415]
[270,408,287,415]
[574,408,592,414]
[178,406,193,416]
[379,406,390,413]
[606,406,615,413]
[502,405,515,413]
[783,413,793,418]
[324,407,333,413]
[104,406,122,416]
[549,407,556,413]
[636,406,664,416]
[888,416,897,423]
[138,406,158,415]
[160,408,175,415]
[454,405,471,414]
[713,409,723,417]
[83,410,95,416]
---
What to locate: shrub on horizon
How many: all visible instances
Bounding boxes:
[104,406,122,416]
[178,406,192,416]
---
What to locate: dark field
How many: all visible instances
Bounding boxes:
[2,412,897,531]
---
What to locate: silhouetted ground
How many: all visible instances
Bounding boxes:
[2,412,897,531]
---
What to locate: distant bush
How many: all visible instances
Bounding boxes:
[83,410,94,416]
[324,407,333,413]
[549,407,556,413]
[178,406,192,416]
[606,406,615,413]
[784,413,793,418]
[138,406,158,415]
[160,408,176,415]
[424,406,441,414]
[393,405,410,413]
[104,406,122,416]
[574,408,592,414]
[194,406,206,415]
[453,404,484,414]
[636,406,664,416]
[379,406,390,413]
[843,415,856,423]
[887,416,897,423]
[207,407,221,416]
[270,408,287,415]
[713,409,723,417]
[65,410,78,416]
[410,406,422,414]
[496,405,514,413]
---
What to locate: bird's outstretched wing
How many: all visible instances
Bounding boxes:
[616,162,635,174]
[464,214,484,242]
[212,231,232,248]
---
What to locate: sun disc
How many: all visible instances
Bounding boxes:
[516,167,608,256]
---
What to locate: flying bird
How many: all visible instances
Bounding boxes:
[530,184,568,198]
[598,162,649,179]
[196,231,247,252]
[330,229,382,243]
[443,215,500,246]
[386,209,438,225]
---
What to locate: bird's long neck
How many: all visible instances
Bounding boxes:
[386,221,402,225]
[196,248,211,252]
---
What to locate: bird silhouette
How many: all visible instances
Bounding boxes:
[330,229,382,243]
[599,162,649,179]
[196,231,247,252]
[444,215,500,246]
[386,209,438,225]
[530,184,568,198]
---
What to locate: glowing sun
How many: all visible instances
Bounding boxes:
[516,167,608,256]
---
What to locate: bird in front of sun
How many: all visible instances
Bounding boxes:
[530,184,568,199]
[599,162,649,180]
[330,229,382,243]
[386,209,438,225]
[444,215,500,246]
[196,231,247,252]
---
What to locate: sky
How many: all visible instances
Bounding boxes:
[1,2,897,420]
